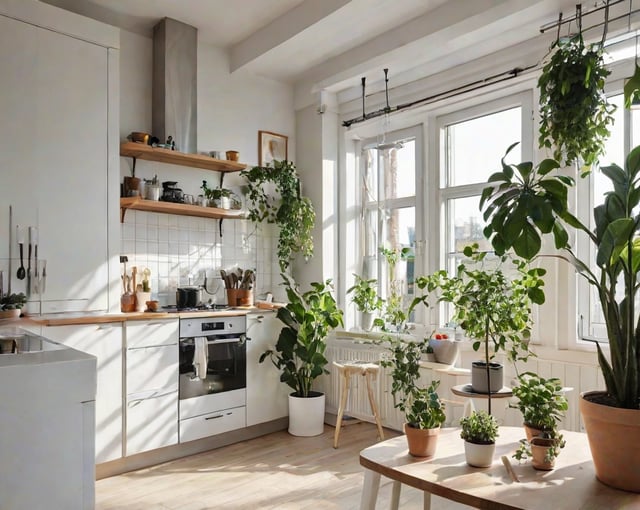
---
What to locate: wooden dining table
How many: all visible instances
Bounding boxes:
[359,426,640,509]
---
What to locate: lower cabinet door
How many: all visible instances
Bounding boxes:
[180,407,246,443]
[126,389,178,456]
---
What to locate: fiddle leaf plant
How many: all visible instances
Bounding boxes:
[241,160,315,271]
[538,34,615,172]
[259,273,343,398]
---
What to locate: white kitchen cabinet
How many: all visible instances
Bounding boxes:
[40,323,124,463]
[125,319,179,455]
[246,311,289,426]
[0,1,119,313]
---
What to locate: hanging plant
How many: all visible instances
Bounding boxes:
[241,160,315,271]
[538,34,616,172]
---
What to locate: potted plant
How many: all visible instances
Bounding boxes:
[459,410,499,467]
[510,372,568,442]
[481,143,640,491]
[374,246,412,333]
[379,335,446,457]
[200,180,234,209]
[415,244,544,413]
[347,274,382,331]
[538,34,615,172]
[0,292,27,318]
[259,272,343,436]
[241,160,315,271]
[513,428,566,471]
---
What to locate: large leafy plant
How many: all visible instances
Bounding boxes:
[538,35,615,171]
[241,160,315,271]
[259,273,343,397]
[511,372,568,431]
[481,143,640,410]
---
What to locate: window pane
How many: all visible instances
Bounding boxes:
[382,140,416,199]
[445,107,521,186]
[445,195,490,272]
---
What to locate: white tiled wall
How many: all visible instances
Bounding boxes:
[121,210,282,307]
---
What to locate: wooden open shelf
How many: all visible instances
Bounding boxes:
[120,142,247,172]
[120,197,247,223]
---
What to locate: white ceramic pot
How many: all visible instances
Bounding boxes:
[428,338,460,365]
[135,291,151,312]
[288,391,325,436]
[464,440,496,467]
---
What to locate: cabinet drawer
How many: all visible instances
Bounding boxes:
[126,320,178,349]
[179,407,246,443]
[127,344,178,394]
[126,389,178,456]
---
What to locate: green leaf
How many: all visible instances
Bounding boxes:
[624,65,640,109]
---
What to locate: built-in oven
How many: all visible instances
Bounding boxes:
[178,315,247,442]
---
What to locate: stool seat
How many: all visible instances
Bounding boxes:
[333,360,384,448]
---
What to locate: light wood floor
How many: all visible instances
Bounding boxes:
[96,422,468,509]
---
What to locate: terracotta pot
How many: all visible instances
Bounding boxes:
[579,391,640,492]
[464,440,495,467]
[403,423,440,457]
[523,423,545,442]
[226,288,239,307]
[237,289,254,306]
[530,436,556,470]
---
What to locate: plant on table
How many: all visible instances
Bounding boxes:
[241,160,315,271]
[480,141,640,489]
[510,372,568,436]
[460,410,499,444]
[259,272,344,398]
[0,292,27,312]
[415,244,544,413]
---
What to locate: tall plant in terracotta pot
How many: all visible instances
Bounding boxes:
[480,143,640,492]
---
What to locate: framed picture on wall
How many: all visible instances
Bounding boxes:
[259,130,288,166]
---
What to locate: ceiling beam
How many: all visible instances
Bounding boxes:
[230,0,352,73]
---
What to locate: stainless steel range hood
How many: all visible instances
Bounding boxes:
[153,18,197,154]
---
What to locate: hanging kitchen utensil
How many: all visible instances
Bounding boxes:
[33,227,39,294]
[26,227,32,296]
[41,261,46,294]
[7,206,12,295]
[16,225,25,280]
[0,270,3,299]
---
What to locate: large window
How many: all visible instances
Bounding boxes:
[360,127,420,319]
[437,93,532,326]
[577,93,640,343]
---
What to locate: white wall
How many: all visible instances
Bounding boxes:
[118,30,294,305]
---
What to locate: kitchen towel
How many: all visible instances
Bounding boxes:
[193,337,208,380]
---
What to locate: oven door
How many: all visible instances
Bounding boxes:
[179,334,246,400]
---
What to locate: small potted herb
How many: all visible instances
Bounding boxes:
[510,372,568,442]
[459,410,499,467]
[0,292,28,318]
[347,274,382,331]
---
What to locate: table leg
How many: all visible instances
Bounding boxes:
[334,370,350,448]
[389,481,401,510]
[423,491,431,510]
[360,468,381,510]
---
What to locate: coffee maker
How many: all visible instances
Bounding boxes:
[161,181,183,203]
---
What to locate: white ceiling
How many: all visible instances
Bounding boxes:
[40,0,633,98]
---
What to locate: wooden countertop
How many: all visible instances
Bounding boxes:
[16,306,280,327]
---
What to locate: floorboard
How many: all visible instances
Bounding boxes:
[96,423,469,509]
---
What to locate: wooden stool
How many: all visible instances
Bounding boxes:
[333,360,384,448]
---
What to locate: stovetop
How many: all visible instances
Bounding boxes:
[162,304,232,314]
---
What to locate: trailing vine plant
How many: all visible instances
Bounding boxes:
[538,34,615,172]
[241,159,315,271]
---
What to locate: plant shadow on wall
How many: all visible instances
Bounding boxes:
[241,160,315,272]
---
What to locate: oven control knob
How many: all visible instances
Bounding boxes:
[239,334,247,345]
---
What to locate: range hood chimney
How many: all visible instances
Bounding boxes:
[152,18,197,154]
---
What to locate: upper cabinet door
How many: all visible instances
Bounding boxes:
[0,14,110,312]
